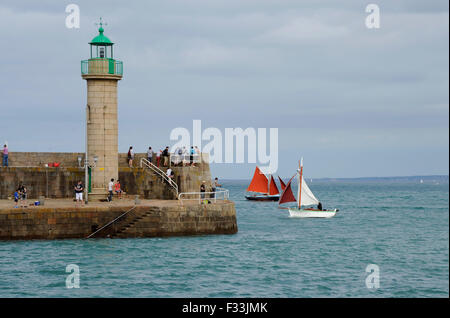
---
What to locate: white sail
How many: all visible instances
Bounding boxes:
[300,176,319,206]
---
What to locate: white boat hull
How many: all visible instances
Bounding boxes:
[288,208,337,218]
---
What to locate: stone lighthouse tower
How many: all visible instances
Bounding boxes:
[81,20,123,198]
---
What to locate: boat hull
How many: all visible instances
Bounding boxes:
[288,208,337,218]
[245,194,280,201]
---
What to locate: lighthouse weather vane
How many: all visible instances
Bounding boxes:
[95,17,107,29]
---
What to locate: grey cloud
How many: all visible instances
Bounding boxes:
[0,0,448,178]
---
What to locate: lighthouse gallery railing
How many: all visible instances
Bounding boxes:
[81,59,123,76]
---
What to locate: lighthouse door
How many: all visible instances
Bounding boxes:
[108,59,114,74]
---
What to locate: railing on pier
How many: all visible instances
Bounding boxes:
[169,154,204,166]
[140,158,178,195]
[178,188,229,205]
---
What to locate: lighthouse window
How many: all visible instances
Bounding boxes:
[99,47,105,58]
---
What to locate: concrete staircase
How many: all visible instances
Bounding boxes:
[140,158,178,196]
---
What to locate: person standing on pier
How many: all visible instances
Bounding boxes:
[2,144,8,167]
[18,183,27,207]
[13,189,19,208]
[128,146,134,167]
[147,147,153,164]
[162,146,170,167]
[108,178,114,202]
[190,146,195,167]
[74,181,84,207]
[156,149,162,167]
[200,181,206,200]
[211,177,222,198]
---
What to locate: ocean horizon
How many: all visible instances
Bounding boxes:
[220,175,449,183]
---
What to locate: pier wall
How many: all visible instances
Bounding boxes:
[0,152,212,200]
[6,152,201,168]
[6,152,82,167]
[0,202,237,240]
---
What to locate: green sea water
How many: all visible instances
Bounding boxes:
[0,180,448,297]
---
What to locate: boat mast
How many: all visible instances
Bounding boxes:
[298,158,303,209]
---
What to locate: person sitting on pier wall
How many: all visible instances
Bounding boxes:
[171,147,183,166]
[182,147,189,166]
[114,180,122,199]
[2,144,8,167]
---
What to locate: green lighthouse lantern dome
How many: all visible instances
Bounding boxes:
[89,18,114,59]
[81,18,123,77]
[90,26,113,46]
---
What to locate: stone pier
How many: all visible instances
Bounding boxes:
[0,199,237,240]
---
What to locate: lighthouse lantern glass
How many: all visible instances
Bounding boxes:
[89,44,113,59]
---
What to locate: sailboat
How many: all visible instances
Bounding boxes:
[278,176,286,191]
[279,158,338,218]
[245,166,280,201]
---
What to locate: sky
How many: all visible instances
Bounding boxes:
[0,0,448,179]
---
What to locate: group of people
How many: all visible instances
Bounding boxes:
[13,183,27,208]
[200,177,222,201]
[171,146,200,167]
[127,145,202,168]
[107,178,123,202]
[128,146,172,168]
[73,179,123,205]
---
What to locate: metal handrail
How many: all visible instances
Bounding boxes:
[170,154,203,165]
[86,205,136,239]
[140,158,178,195]
[178,188,229,205]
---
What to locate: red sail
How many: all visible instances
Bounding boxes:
[246,166,269,193]
[269,176,280,195]
[279,175,296,205]
[278,176,286,191]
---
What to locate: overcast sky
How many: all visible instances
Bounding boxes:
[0,0,448,179]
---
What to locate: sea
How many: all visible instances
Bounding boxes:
[0,179,448,298]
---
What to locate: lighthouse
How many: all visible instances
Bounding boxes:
[81,19,123,199]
